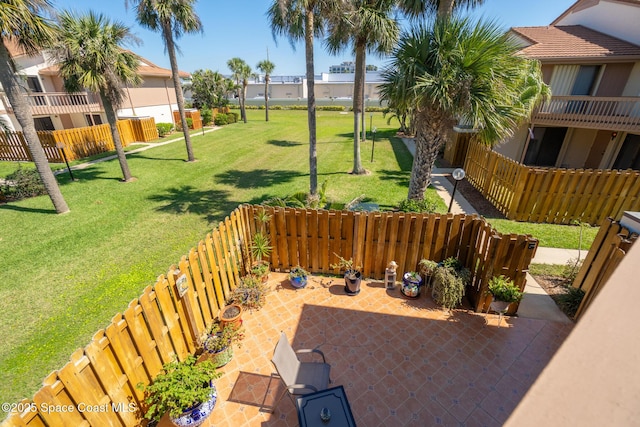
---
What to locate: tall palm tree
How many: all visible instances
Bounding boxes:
[325,0,398,174]
[227,57,250,123]
[398,0,485,18]
[129,0,202,162]
[256,59,275,121]
[268,0,344,196]
[380,17,548,200]
[0,0,69,213]
[54,11,141,182]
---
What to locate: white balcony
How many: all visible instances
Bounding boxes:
[3,92,103,116]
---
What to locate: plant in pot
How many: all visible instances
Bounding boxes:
[201,321,244,368]
[487,275,524,313]
[289,265,309,289]
[230,275,268,311]
[401,271,423,298]
[431,257,470,310]
[418,259,438,288]
[330,254,362,296]
[219,303,243,330]
[138,355,221,427]
[249,208,272,283]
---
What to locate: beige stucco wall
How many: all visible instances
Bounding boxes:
[622,62,640,96]
[494,125,528,161]
[124,76,176,109]
[558,128,596,168]
[506,240,640,426]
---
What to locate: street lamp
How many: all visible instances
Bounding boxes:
[448,168,465,213]
[370,127,377,162]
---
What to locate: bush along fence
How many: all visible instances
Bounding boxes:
[571,217,638,320]
[0,118,158,163]
[1,205,537,426]
[462,140,640,225]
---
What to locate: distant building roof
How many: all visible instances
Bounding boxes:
[38,55,190,79]
[510,25,640,62]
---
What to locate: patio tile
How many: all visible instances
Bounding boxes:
[179,273,573,427]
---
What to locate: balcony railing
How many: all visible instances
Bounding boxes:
[2,92,103,116]
[532,95,640,132]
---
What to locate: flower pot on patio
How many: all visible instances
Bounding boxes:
[171,384,218,427]
[401,272,423,298]
[289,266,309,289]
[344,270,362,295]
[219,304,243,330]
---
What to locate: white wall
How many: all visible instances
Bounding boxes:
[118,104,175,125]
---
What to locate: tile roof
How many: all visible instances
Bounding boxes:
[38,59,190,79]
[511,25,640,61]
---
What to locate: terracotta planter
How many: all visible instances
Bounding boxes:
[219,304,243,330]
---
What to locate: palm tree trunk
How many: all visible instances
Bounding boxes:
[0,44,69,213]
[162,21,195,162]
[305,10,317,196]
[437,0,455,17]
[101,94,133,182]
[407,109,447,200]
[242,82,248,123]
[351,41,366,174]
[264,78,270,122]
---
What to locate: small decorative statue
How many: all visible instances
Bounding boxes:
[385,261,398,290]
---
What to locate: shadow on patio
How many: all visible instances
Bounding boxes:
[169,273,572,427]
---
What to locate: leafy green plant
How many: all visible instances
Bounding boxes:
[156,122,174,137]
[557,286,585,318]
[418,259,438,276]
[487,275,524,303]
[200,108,213,126]
[201,322,244,353]
[250,260,269,281]
[1,166,46,201]
[404,271,421,282]
[227,111,239,123]
[330,253,361,279]
[398,198,437,213]
[431,266,466,310]
[562,257,583,285]
[289,265,309,279]
[250,232,272,262]
[230,275,268,310]
[138,355,221,421]
[214,113,228,126]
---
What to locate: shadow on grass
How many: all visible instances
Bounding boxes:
[147,185,236,223]
[128,152,187,162]
[377,169,410,187]
[0,203,56,214]
[215,169,303,189]
[267,139,302,147]
[389,137,413,171]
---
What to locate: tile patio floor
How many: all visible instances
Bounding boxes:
[159,273,573,427]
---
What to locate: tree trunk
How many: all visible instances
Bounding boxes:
[351,41,366,175]
[242,81,248,123]
[0,43,69,213]
[162,21,195,162]
[407,109,448,200]
[264,77,269,122]
[101,93,133,182]
[437,0,455,17]
[305,10,317,196]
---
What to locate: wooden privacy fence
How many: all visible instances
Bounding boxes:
[0,118,158,163]
[572,217,638,320]
[463,140,640,225]
[173,109,202,130]
[2,205,537,426]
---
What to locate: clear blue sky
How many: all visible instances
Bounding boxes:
[51,0,576,76]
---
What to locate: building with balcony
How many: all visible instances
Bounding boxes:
[0,41,189,132]
[489,0,640,171]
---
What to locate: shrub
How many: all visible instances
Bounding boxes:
[487,275,524,303]
[226,112,239,123]
[398,198,438,213]
[271,105,283,110]
[200,108,213,126]
[557,286,585,318]
[1,166,46,202]
[432,266,466,310]
[186,117,193,129]
[214,113,228,126]
[290,105,308,110]
[365,106,385,112]
[156,122,174,137]
[317,105,345,111]
[562,258,583,285]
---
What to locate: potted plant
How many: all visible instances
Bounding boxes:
[330,254,362,296]
[138,355,221,426]
[487,275,524,313]
[289,265,309,289]
[250,259,270,283]
[249,208,272,282]
[219,303,243,330]
[401,271,423,298]
[431,257,470,310]
[230,275,268,311]
[418,259,438,288]
[201,321,244,368]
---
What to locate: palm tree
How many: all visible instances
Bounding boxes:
[380,17,548,200]
[227,57,251,123]
[54,11,141,182]
[0,0,69,213]
[129,0,202,162]
[325,0,398,174]
[398,0,485,18]
[256,59,275,121]
[268,0,344,196]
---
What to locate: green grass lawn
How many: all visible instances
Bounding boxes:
[0,109,435,405]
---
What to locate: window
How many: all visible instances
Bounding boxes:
[524,127,568,167]
[612,134,640,170]
[33,117,54,131]
[85,114,103,126]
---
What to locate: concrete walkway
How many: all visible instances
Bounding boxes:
[401,137,575,323]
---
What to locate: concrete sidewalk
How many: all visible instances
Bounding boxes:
[401,136,576,323]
